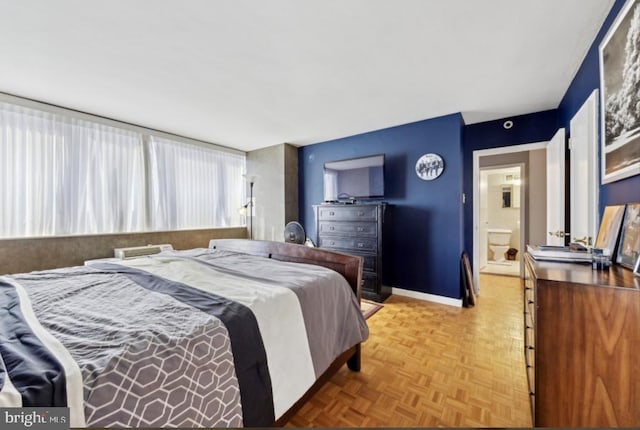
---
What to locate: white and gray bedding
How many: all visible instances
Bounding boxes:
[0,248,369,428]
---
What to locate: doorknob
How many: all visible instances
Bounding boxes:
[548,230,569,238]
[572,236,593,246]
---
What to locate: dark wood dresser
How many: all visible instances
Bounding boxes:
[524,253,640,427]
[314,203,390,302]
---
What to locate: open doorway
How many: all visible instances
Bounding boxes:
[472,142,548,291]
[479,164,524,277]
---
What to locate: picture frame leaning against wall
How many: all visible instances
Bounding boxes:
[594,204,626,256]
[617,202,640,269]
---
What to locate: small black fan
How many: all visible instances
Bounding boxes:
[284,221,306,244]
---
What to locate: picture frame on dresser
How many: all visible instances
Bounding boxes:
[594,204,626,254]
[616,202,640,269]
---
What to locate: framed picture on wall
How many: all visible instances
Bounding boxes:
[599,0,640,184]
[617,203,640,269]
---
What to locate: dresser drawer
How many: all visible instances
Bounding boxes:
[361,254,377,272]
[342,250,377,272]
[319,221,377,237]
[526,363,535,397]
[325,248,376,272]
[317,205,378,221]
[524,314,534,349]
[362,272,377,293]
[524,340,535,365]
[525,297,535,325]
[319,237,377,252]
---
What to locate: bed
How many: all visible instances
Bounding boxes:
[0,239,368,427]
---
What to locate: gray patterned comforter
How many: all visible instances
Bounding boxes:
[0,248,369,428]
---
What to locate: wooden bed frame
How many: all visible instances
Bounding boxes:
[209,239,364,426]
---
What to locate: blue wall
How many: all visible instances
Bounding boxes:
[299,0,640,300]
[462,0,640,258]
[462,110,560,256]
[299,114,465,299]
[558,0,640,209]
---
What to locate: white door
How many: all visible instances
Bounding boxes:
[547,128,566,245]
[479,170,489,268]
[569,90,599,246]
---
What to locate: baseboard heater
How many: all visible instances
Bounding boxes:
[114,244,173,259]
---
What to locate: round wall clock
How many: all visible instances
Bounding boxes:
[415,153,444,180]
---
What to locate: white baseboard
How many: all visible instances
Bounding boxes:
[391,286,462,308]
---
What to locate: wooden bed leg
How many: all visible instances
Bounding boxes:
[347,344,361,371]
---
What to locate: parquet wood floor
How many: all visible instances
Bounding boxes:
[287,274,532,427]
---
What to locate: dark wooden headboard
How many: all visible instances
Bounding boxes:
[209,239,363,300]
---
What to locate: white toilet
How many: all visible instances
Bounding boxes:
[488,228,512,262]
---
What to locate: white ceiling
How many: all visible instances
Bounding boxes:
[0,0,614,152]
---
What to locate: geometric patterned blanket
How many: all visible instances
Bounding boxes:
[0,248,369,428]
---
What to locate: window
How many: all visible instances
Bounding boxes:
[147,136,245,231]
[0,98,245,238]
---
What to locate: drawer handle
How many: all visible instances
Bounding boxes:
[329,211,335,216]
[527,300,534,305]
[330,241,335,245]
[357,211,364,216]
[357,243,364,248]
[356,227,364,232]
[529,392,535,396]
[329,226,335,230]
[526,346,535,351]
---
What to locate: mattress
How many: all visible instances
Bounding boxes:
[0,248,369,427]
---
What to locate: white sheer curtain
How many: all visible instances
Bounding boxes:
[147,136,245,231]
[0,99,246,238]
[0,102,146,238]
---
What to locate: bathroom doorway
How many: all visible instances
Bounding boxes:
[479,164,523,277]
[472,141,549,292]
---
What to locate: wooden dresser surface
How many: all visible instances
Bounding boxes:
[526,257,640,290]
[525,254,640,427]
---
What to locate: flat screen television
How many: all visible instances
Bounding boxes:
[323,154,385,202]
